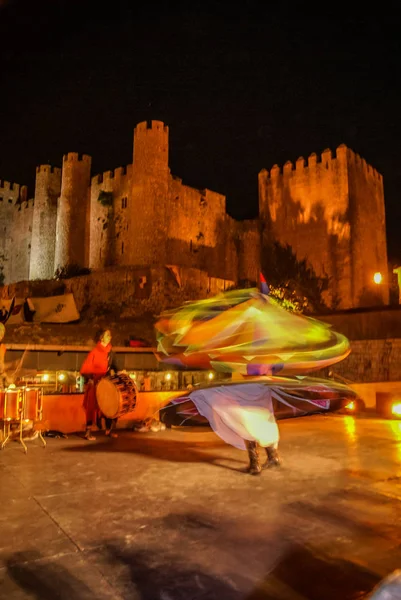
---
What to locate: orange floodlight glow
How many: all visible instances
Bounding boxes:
[373,272,382,284]
[345,401,356,411]
[391,402,401,417]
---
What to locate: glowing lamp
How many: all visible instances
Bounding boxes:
[129,373,136,380]
[165,373,172,381]
[58,373,66,382]
[391,402,401,417]
[208,372,215,380]
[345,401,355,411]
[373,272,382,284]
[42,373,49,382]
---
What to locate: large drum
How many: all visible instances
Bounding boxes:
[0,390,5,420]
[96,374,138,419]
[23,388,42,421]
[0,388,22,420]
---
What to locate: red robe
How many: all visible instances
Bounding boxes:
[80,342,111,423]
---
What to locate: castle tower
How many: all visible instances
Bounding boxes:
[0,180,29,284]
[54,153,92,272]
[30,165,62,279]
[129,121,170,265]
[258,145,389,309]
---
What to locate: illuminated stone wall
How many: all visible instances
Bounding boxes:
[11,197,34,282]
[0,265,235,317]
[129,121,170,266]
[259,145,388,309]
[0,123,389,309]
[30,165,62,279]
[236,219,260,285]
[54,153,92,272]
[0,180,29,284]
[347,151,389,306]
[331,339,401,383]
[166,178,238,280]
[89,166,132,269]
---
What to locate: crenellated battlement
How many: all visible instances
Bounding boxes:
[92,165,131,185]
[135,120,168,134]
[347,148,383,180]
[17,197,34,210]
[19,185,28,203]
[0,181,29,205]
[36,165,61,175]
[0,179,20,192]
[114,165,129,179]
[263,144,382,180]
[63,152,92,163]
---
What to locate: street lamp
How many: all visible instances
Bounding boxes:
[373,272,382,284]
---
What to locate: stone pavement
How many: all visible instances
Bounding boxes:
[0,415,401,599]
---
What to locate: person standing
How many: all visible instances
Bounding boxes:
[80,328,120,440]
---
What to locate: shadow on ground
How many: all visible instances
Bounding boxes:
[61,435,246,472]
[6,551,95,600]
[247,543,380,600]
[5,541,381,600]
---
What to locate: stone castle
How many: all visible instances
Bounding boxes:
[0,120,389,309]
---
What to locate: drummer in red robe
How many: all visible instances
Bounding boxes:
[80,328,120,440]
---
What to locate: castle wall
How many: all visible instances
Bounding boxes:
[113,165,133,267]
[10,198,34,282]
[130,121,169,266]
[166,178,232,274]
[0,180,28,284]
[346,149,389,307]
[0,265,235,319]
[89,165,132,269]
[236,219,260,285]
[30,165,62,279]
[259,146,354,308]
[1,123,391,312]
[54,153,92,272]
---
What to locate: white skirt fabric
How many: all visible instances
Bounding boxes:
[189,383,279,451]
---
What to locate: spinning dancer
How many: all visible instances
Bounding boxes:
[80,328,120,440]
[155,288,351,475]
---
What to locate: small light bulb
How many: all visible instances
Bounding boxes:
[373,272,382,284]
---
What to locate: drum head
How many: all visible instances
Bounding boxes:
[96,378,120,418]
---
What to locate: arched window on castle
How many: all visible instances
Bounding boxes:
[122,242,124,254]
[122,197,128,209]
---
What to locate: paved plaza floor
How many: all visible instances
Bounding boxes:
[0,414,401,599]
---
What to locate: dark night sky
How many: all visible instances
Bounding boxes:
[1,0,400,259]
